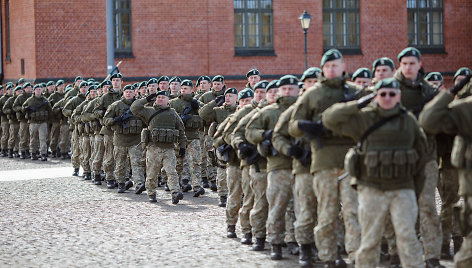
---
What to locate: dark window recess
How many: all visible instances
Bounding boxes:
[407,0,444,52]
[21,59,25,75]
[114,0,133,57]
[322,0,361,50]
[5,0,11,61]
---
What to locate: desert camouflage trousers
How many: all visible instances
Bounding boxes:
[49,122,60,152]
[146,145,179,195]
[239,166,253,234]
[19,120,29,151]
[216,166,228,197]
[71,128,81,169]
[226,165,243,226]
[92,135,105,174]
[438,167,460,245]
[103,134,115,181]
[356,186,424,268]
[249,166,268,239]
[7,122,19,151]
[201,133,216,181]
[29,122,48,155]
[58,123,70,154]
[178,139,202,190]
[1,120,9,150]
[294,172,317,245]
[80,135,92,172]
[454,194,472,268]
[114,144,144,185]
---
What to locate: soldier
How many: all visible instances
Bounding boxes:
[199,87,238,206]
[13,82,34,159]
[93,73,123,188]
[131,90,186,204]
[372,57,396,85]
[137,82,148,99]
[323,78,428,267]
[157,76,170,92]
[0,84,13,156]
[169,79,205,197]
[425,72,444,90]
[289,49,362,267]
[169,76,182,99]
[63,81,88,176]
[44,81,55,98]
[146,78,159,95]
[48,80,66,157]
[4,86,23,158]
[23,84,52,161]
[51,93,71,159]
[64,76,84,100]
[195,76,211,99]
[352,67,373,87]
[419,75,472,268]
[104,84,145,194]
[394,47,444,268]
[246,69,261,90]
[300,67,321,90]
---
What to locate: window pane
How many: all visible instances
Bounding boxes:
[260,0,272,8]
[234,0,243,8]
[247,0,257,9]
[407,0,416,8]
[428,0,442,8]
[346,0,358,8]
[335,0,343,8]
[418,0,427,8]
[234,0,273,50]
[323,0,331,8]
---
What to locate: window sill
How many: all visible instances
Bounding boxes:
[5,56,11,63]
[323,47,362,55]
[411,47,446,55]
[115,51,135,58]
[234,49,276,57]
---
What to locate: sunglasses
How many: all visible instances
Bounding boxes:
[379,92,397,98]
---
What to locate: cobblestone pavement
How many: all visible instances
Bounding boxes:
[0,157,453,267]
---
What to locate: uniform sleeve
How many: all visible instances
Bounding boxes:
[93,96,106,118]
[103,103,117,126]
[21,97,31,112]
[231,109,256,149]
[418,91,457,135]
[272,108,293,156]
[130,98,154,124]
[288,90,316,138]
[245,111,265,145]
[12,96,22,112]
[214,117,230,148]
[175,111,187,149]
[198,100,217,123]
[322,101,365,141]
[412,119,429,196]
[62,98,75,118]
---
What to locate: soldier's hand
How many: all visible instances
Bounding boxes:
[113,116,122,123]
[450,75,472,95]
[238,143,254,158]
[357,92,376,109]
[179,148,186,157]
[215,95,225,106]
[287,145,304,158]
[146,93,157,102]
[262,129,273,140]
[191,99,200,110]
[24,106,32,111]
[297,120,324,136]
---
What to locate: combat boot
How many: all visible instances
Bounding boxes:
[389,254,401,268]
[335,254,347,268]
[8,149,13,158]
[117,183,126,193]
[181,179,192,192]
[157,176,162,187]
[20,151,26,159]
[210,180,217,192]
[440,243,453,260]
[270,244,282,260]
[40,154,47,161]
[125,180,133,190]
[106,180,117,189]
[134,182,146,194]
[324,261,336,268]
[299,244,313,267]
[61,153,68,160]
[240,232,252,245]
[93,174,102,185]
[148,193,157,202]
[202,177,209,188]
[171,191,184,204]
[251,237,265,251]
[425,258,445,268]
[13,151,19,158]
[30,152,38,160]
[83,172,92,180]
[227,225,237,238]
[218,195,227,207]
[72,168,79,176]
[193,187,205,197]
[453,235,463,254]
[26,150,31,158]
[0,150,6,157]
[164,182,170,192]
[288,242,300,255]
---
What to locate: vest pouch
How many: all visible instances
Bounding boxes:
[122,123,130,134]
[158,129,167,143]
[165,129,179,143]
[185,115,203,129]
[141,128,150,144]
[128,119,143,134]
[112,124,123,134]
[77,123,84,135]
[344,147,361,178]
[39,111,48,121]
[451,136,467,168]
[406,149,419,175]
[364,151,379,177]
[379,151,393,178]
[393,150,407,177]
[464,144,472,170]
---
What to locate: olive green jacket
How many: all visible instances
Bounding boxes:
[22,95,52,123]
[131,98,186,149]
[323,101,428,193]
[93,91,122,136]
[289,74,363,173]
[52,98,68,124]
[63,94,85,119]
[81,98,102,135]
[3,95,19,123]
[64,86,79,101]
[71,99,91,135]
[13,92,32,121]
[169,94,203,140]
[48,91,65,121]
[0,94,12,122]
[456,80,472,99]
[199,100,236,126]
[198,89,224,104]
[104,98,143,147]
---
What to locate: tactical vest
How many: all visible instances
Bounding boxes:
[112,104,144,135]
[147,108,180,144]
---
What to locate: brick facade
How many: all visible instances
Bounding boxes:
[2,0,471,88]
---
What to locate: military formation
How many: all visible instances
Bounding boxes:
[0,47,471,268]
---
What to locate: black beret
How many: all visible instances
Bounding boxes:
[169,76,182,84]
[373,78,400,92]
[277,75,299,87]
[74,76,83,82]
[5,83,13,91]
[300,67,321,82]
[266,80,279,92]
[17,78,25,85]
[224,87,238,95]
[14,86,23,92]
[55,80,65,87]
[88,85,98,91]
[101,80,112,87]
[33,84,44,90]
[45,81,54,87]
[425,72,443,82]
[110,73,123,79]
[158,76,170,83]
[253,80,269,90]
[397,47,421,61]
[372,57,395,72]
[246,69,260,78]
[321,49,343,67]
[453,67,472,81]
[238,88,254,100]
[79,81,88,88]
[123,84,134,91]
[212,75,225,82]
[22,82,32,89]
[352,68,373,80]
[138,81,147,89]
[147,78,158,86]
[157,90,169,97]
[181,79,194,87]
[196,76,211,87]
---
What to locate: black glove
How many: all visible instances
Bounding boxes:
[24,106,32,112]
[146,93,157,102]
[179,148,186,157]
[181,114,192,123]
[287,145,304,158]
[113,116,122,123]
[297,120,324,136]
[191,99,200,110]
[262,129,273,140]
[238,143,255,158]
[357,92,376,109]
[215,95,225,106]
[450,75,472,95]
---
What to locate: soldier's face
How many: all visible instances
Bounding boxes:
[375,88,401,110]
[75,80,83,87]
[455,75,467,86]
[6,89,12,95]
[279,85,299,97]
[266,88,278,104]
[225,93,237,105]
[47,85,55,93]
[15,90,23,95]
[254,88,266,103]
[79,86,88,95]
[24,86,32,93]
[111,78,122,89]
[57,84,65,92]
[139,87,147,96]
[322,59,345,79]
[248,75,260,87]
[374,66,395,81]
[354,78,372,87]
[212,81,224,91]
[169,82,180,93]
[159,81,169,91]
[123,89,135,99]
[400,57,422,81]
[34,87,43,96]
[180,86,193,95]
[102,85,110,94]
[199,80,211,92]
[155,95,169,106]
[303,78,317,89]
[148,84,158,94]
[238,97,253,107]
[89,90,98,99]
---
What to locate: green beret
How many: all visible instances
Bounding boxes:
[238,88,254,100]
[74,76,83,82]
[138,81,147,89]
[277,75,299,87]
[46,81,55,86]
[425,72,443,82]
[157,90,169,97]
[372,57,395,72]
[0,85,4,90]
[6,82,14,88]
[55,80,65,87]
[79,81,88,88]
[14,86,23,92]
[298,82,304,89]
[87,78,95,82]
[158,76,170,83]
[300,67,321,82]
[453,67,472,81]
[5,83,13,91]
[88,85,98,91]
[101,80,112,87]
[147,78,158,86]
[224,87,238,95]
[181,79,193,87]
[133,82,140,88]
[373,78,400,92]
[321,49,343,67]
[266,80,279,92]
[123,84,134,91]
[246,69,260,78]
[22,82,32,89]
[17,78,25,85]
[169,76,182,84]
[254,80,269,90]
[397,47,421,61]
[93,82,100,86]
[352,68,373,80]
[212,75,225,83]
[33,84,44,90]
[110,73,123,79]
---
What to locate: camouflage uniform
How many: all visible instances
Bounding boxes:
[0,93,12,153]
[52,98,70,156]
[23,94,52,156]
[72,100,91,172]
[81,97,103,178]
[63,93,86,170]
[13,92,32,155]
[3,94,19,154]
[47,91,65,154]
